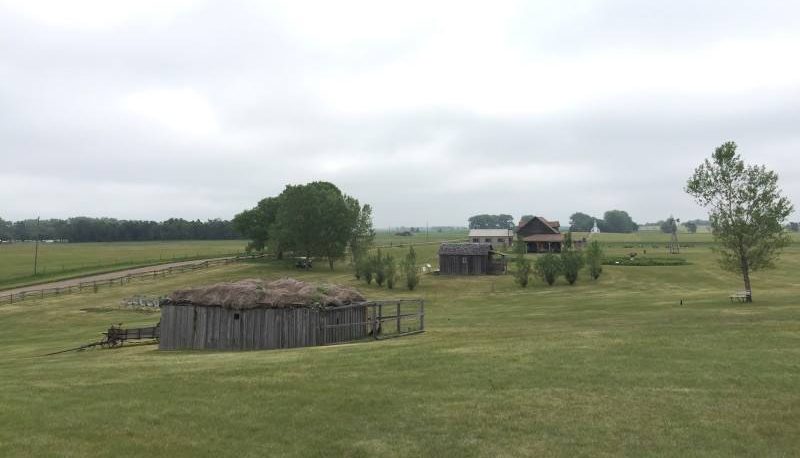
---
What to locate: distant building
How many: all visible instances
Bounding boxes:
[590,219,600,234]
[468,228,514,248]
[438,243,507,275]
[516,216,564,253]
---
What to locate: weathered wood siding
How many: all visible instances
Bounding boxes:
[439,254,489,275]
[159,304,368,350]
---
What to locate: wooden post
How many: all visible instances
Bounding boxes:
[420,300,425,331]
[396,302,401,335]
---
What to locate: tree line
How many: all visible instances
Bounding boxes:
[0,217,239,243]
[469,211,640,233]
[568,210,638,233]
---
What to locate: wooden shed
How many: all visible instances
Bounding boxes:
[159,278,368,350]
[438,243,506,275]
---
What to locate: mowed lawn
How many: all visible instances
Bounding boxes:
[0,235,799,456]
[0,240,248,290]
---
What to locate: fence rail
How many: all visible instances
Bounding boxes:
[320,299,425,344]
[0,254,266,306]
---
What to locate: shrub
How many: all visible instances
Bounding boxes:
[561,250,584,285]
[586,240,603,280]
[402,246,419,291]
[373,249,386,287]
[385,254,397,289]
[535,253,562,286]
[512,236,531,287]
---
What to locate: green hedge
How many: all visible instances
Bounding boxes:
[603,256,688,266]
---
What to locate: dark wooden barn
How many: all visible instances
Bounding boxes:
[516,216,564,253]
[159,278,368,350]
[438,243,506,275]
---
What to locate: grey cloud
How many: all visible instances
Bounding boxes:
[1,1,798,226]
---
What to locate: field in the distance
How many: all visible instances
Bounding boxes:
[1,233,798,456]
[0,240,247,290]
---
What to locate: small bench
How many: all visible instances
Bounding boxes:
[729,290,751,302]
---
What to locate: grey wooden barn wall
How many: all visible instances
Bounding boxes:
[159,304,368,350]
[438,254,489,275]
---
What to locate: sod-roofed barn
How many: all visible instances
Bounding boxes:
[438,243,506,275]
[159,278,367,350]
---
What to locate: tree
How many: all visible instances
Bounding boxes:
[468,214,514,229]
[534,253,562,286]
[349,203,375,274]
[660,216,678,234]
[233,196,281,252]
[512,235,531,287]
[373,249,386,287]
[385,254,397,289]
[569,212,594,232]
[786,222,798,232]
[274,182,360,270]
[586,239,604,280]
[685,141,794,302]
[560,232,584,285]
[402,245,420,290]
[683,221,698,234]
[519,215,534,225]
[602,210,638,233]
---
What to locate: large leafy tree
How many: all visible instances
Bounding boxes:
[468,214,514,229]
[274,182,361,270]
[602,210,638,233]
[233,196,282,253]
[569,212,594,232]
[686,141,794,301]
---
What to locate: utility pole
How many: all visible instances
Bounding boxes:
[33,216,40,276]
[426,220,429,242]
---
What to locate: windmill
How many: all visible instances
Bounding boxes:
[668,216,680,254]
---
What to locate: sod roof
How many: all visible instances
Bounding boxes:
[164,278,365,310]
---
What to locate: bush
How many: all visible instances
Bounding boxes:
[586,240,603,280]
[535,253,562,286]
[512,236,531,287]
[603,256,687,266]
[373,249,386,286]
[385,254,397,289]
[561,250,584,285]
[402,246,419,291]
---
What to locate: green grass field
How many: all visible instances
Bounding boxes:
[1,234,799,456]
[0,240,248,290]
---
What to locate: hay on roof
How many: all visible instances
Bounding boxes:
[164,278,365,310]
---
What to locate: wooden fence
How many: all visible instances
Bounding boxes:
[0,254,266,306]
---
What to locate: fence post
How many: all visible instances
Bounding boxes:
[396,301,401,335]
[420,300,425,331]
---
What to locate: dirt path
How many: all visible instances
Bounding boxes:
[0,257,238,297]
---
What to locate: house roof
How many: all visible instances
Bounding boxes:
[517,216,561,234]
[438,243,493,255]
[468,229,514,237]
[523,234,564,243]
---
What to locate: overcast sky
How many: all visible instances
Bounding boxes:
[2,0,798,227]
